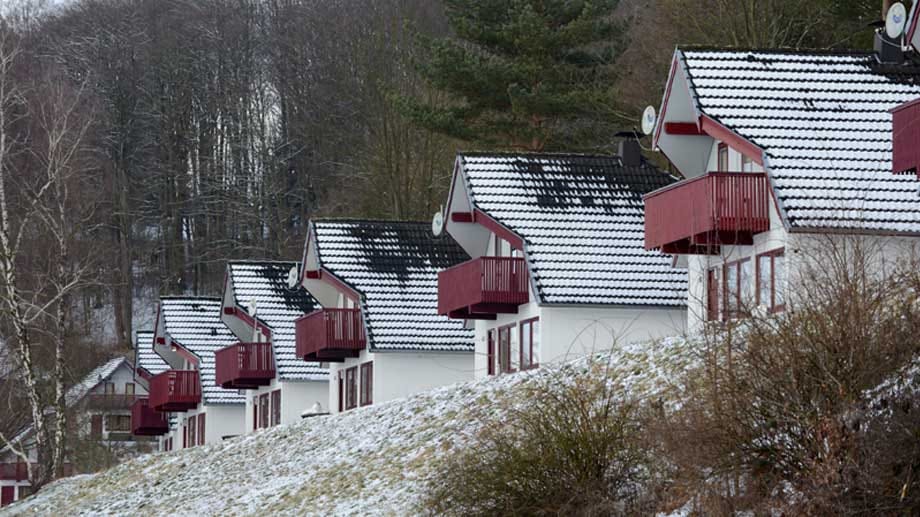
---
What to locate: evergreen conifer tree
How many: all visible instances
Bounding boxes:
[404,0,625,151]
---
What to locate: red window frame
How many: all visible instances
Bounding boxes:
[519,317,539,370]
[756,248,786,313]
[197,413,205,445]
[345,366,358,410]
[260,393,270,428]
[252,396,258,430]
[722,258,751,320]
[91,414,103,438]
[2,486,14,507]
[187,416,196,447]
[359,362,373,406]
[486,329,496,376]
[271,390,281,426]
[498,324,515,374]
[717,142,729,171]
[707,268,720,321]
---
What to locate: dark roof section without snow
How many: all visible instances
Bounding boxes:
[457,152,688,306]
[311,219,475,353]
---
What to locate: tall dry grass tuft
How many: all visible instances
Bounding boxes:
[421,359,667,516]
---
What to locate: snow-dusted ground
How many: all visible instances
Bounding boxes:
[2,338,695,516]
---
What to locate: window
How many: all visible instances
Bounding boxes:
[707,268,720,321]
[519,318,540,370]
[252,396,259,431]
[741,154,754,172]
[486,329,496,376]
[498,325,514,373]
[360,362,373,406]
[271,390,281,426]
[723,259,752,319]
[197,413,205,445]
[105,415,131,432]
[757,248,786,313]
[717,143,729,171]
[260,393,270,428]
[345,366,358,410]
[104,382,115,394]
[125,383,135,396]
[337,372,344,413]
[187,415,196,447]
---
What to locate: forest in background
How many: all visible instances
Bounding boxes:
[0,0,895,484]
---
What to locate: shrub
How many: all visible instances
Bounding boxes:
[421,360,665,516]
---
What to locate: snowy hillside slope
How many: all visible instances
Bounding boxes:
[3,338,694,516]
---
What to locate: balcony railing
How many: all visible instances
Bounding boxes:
[86,394,139,410]
[296,309,366,362]
[0,463,31,481]
[644,172,770,254]
[148,370,200,412]
[438,256,529,320]
[215,342,275,389]
[131,398,169,436]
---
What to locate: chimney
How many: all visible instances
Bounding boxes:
[618,139,642,167]
[875,28,903,63]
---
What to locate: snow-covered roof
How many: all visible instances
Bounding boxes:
[456,153,688,306]
[134,330,169,378]
[679,48,920,233]
[226,261,327,382]
[159,298,244,405]
[65,357,129,406]
[310,220,475,353]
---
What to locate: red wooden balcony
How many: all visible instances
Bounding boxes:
[215,342,275,389]
[437,256,529,320]
[644,172,770,254]
[131,398,169,436]
[148,370,200,412]
[296,309,366,362]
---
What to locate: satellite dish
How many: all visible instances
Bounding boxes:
[887,2,907,39]
[431,210,444,237]
[286,266,299,289]
[248,299,257,317]
[641,106,656,135]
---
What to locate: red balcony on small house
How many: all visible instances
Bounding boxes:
[148,370,200,412]
[644,172,770,254]
[131,398,169,436]
[214,342,275,389]
[437,256,529,320]
[296,308,366,362]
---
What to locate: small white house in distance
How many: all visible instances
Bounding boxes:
[132,330,175,451]
[2,357,146,507]
[439,151,688,378]
[219,261,329,431]
[649,43,920,331]
[151,298,245,448]
[298,219,474,414]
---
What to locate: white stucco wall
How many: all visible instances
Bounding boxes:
[327,349,473,415]
[244,378,329,430]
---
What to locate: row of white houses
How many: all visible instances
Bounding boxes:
[127,6,920,454]
[6,3,920,506]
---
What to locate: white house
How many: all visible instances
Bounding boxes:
[150,298,246,448]
[298,219,475,413]
[438,151,688,378]
[219,261,329,431]
[2,357,146,507]
[648,30,920,330]
[132,330,174,451]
